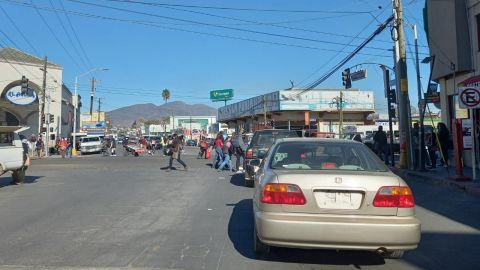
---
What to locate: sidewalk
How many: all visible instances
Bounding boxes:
[391,166,480,197]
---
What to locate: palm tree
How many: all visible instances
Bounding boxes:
[162,88,170,104]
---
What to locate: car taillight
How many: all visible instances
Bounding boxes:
[261,183,306,205]
[246,149,253,158]
[373,186,415,208]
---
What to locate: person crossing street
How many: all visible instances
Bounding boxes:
[166,134,188,172]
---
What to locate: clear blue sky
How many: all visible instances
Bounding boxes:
[0,0,430,114]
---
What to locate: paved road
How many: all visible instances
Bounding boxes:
[0,147,479,270]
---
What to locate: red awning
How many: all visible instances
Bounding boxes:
[459,75,480,86]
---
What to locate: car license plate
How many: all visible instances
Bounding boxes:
[314,191,363,210]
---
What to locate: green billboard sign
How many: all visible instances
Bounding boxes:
[210,89,233,102]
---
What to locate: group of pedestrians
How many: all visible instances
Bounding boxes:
[372,122,451,169]
[210,130,248,173]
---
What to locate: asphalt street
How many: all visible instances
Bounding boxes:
[0,147,479,270]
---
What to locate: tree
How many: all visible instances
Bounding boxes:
[162,88,170,104]
[160,117,170,133]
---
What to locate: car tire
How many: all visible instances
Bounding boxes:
[12,169,25,183]
[253,226,269,255]
[383,250,405,259]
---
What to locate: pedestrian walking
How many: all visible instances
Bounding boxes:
[427,131,437,169]
[58,138,68,158]
[437,122,450,167]
[373,126,389,165]
[213,132,224,169]
[110,137,117,156]
[198,136,208,159]
[412,123,420,169]
[67,138,73,158]
[166,134,188,172]
[218,136,235,172]
[35,136,44,158]
[232,130,248,172]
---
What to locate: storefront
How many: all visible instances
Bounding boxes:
[0,47,79,147]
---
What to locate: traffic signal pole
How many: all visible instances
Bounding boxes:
[393,0,412,169]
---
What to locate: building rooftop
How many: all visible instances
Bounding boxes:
[0,47,62,69]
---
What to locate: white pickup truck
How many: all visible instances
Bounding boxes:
[0,126,28,183]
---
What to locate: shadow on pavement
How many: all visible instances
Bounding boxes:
[227,199,386,267]
[407,179,480,231]
[0,175,43,188]
[230,173,245,187]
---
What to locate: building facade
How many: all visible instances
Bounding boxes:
[217,89,375,135]
[0,48,79,146]
[426,0,480,170]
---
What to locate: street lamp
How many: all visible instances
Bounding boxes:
[72,67,108,155]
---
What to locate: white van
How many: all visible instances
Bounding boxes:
[80,136,102,154]
[0,126,29,183]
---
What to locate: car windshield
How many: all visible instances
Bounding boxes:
[251,131,298,147]
[270,141,388,172]
[82,137,100,142]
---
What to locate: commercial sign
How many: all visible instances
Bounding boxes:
[458,87,480,109]
[4,85,37,105]
[177,118,209,128]
[210,89,233,102]
[350,69,368,81]
[217,91,280,121]
[81,121,106,133]
[279,90,374,111]
[462,119,473,149]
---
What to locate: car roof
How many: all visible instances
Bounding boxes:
[275,138,361,144]
[0,126,29,133]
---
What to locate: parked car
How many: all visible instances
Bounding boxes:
[252,138,420,259]
[0,126,29,183]
[80,136,102,155]
[186,139,197,147]
[244,129,299,187]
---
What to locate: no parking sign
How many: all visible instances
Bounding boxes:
[459,87,480,109]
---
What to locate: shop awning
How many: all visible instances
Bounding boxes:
[459,75,480,86]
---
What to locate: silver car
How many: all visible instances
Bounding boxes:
[253,138,420,259]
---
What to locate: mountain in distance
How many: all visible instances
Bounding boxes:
[107,101,217,127]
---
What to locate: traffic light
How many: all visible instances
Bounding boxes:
[41,114,45,124]
[49,114,54,123]
[388,89,397,104]
[389,105,396,118]
[21,76,29,94]
[342,68,352,89]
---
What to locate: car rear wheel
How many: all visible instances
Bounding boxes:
[253,226,269,255]
[383,250,405,259]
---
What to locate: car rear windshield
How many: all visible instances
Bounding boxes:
[82,137,100,142]
[270,141,388,172]
[250,131,298,147]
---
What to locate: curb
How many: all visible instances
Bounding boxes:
[391,167,480,198]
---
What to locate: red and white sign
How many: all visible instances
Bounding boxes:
[458,87,480,109]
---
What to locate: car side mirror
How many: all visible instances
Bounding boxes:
[250,159,261,167]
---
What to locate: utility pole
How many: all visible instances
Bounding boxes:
[42,56,48,157]
[90,77,95,116]
[263,96,267,127]
[393,0,412,169]
[97,97,103,122]
[339,91,344,138]
[382,66,395,166]
[413,24,425,170]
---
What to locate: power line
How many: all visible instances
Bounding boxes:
[57,0,93,67]
[297,3,391,88]
[68,0,419,55]
[102,0,415,53]
[98,0,374,14]
[1,0,399,58]
[28,0,83,71]
[48,0,89,69]
[0,3,40,55]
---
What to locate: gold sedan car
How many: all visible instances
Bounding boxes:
[253,138,421,259]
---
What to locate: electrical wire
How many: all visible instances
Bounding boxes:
[0,3,40,55]
[48,0,89,69]
[0,0,399,58]
[57,0,93,68]
[28,0,83,71]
